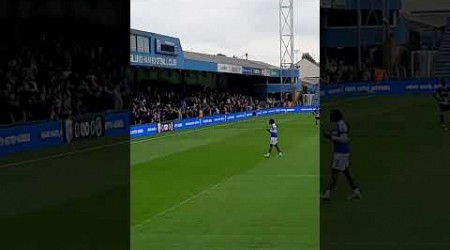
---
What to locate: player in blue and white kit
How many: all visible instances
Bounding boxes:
[321,109,361,200]
[264,119,283,158]
[313,106,320,126]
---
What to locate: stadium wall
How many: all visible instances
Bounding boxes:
[0,107,313,156]
[130,106,314,139]
[321,79,441,99]
[0,111,129,157]
[130,29,299,78]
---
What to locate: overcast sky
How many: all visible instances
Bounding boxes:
[131,0,319,66]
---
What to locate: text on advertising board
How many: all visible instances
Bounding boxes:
[64,114,105,143]
[217,64,243,74]
[130,54,177,67]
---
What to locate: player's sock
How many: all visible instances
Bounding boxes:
[343,169,358,189]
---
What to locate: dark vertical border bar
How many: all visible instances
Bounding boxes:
[321,1,450,249]
[0,0,130,249]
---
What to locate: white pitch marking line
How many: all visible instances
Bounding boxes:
[132,174,236,232]
[130,118,256,145]
[0,118,258,169]
[132,173,320,231]
[0,141,126,169]
[276,174,319,178]
[0,115,298,169]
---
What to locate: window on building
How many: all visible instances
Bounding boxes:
[137,36,150,53]
[130,35,136,51]
[143,36,150,53]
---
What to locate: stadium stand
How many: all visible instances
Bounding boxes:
[130,29,303,125]
[0,24,130,125]
[0,0,129,126]
[320,0,449,83]
[131,85,279,125]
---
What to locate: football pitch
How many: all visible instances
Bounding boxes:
[0,136,129,250]
[131,114,320,250]
[321,95,450,249]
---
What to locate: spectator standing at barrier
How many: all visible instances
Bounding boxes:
[130,87,282,125]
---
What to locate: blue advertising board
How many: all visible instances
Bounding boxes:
[104,111,130,137]
[130,52,181,69]
[0,121,62,157]
[130,123,158,138]
[130,106,314,139]
[0,111,130,157]
[321,79,440,99]
[1,107,310,155]
[242,67,253,75]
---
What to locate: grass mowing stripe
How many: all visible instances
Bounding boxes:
[133,170,237,231]
[0,140,126,169]
[131,119,296,223]
[321,95,450,249]
[131,114,319,249]
[0,115,290,169]
[131,115,291,144]
[131,116,298,165]
[131,115,296,145]
[133,172,320,230]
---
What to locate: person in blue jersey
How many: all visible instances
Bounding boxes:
[433,78,450,130]
[264,119,283,158]
[313,106,320,126]
[321,109,361,200]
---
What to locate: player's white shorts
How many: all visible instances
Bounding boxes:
[332,153,350,171]
[270,137,278,145]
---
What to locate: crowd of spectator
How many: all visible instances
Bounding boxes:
[1,33,304,127]
[132,86,281,125]
[0,33,130,125]
[321,57,411,84]
[321,44,414,84]
[321,58,376,84]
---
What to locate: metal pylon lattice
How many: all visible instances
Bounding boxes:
[279,0,295,103]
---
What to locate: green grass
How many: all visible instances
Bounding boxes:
[131,114,319,250]
[321,95,450,250]
[0,136,129,250]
